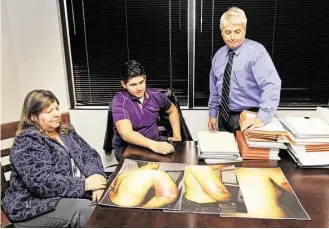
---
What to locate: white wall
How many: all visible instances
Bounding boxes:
[1,0,118,167]
[1,0,318,167]
[1,0,21,123]
[1,0,69,113]
[69,109,117,167]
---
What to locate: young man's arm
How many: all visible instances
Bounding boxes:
[115,119,174,154]
[166,103,181,141]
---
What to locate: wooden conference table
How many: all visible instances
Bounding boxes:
[86,141,329,228]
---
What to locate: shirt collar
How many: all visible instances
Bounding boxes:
[126,89,149,103]
[226,38,247,57]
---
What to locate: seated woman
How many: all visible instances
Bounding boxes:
[2,90,107,227]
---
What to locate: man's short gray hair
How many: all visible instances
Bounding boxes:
[220,7,247,30]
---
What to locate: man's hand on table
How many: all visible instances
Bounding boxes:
[241,118,264,131]
[149,141,175,155]
[168,136,182,142]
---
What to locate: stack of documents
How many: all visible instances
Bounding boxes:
[316,107,329,124]
[236,111,289,160]
[280,116,329,139]
[239,111,289,143]
[279,109,329,168]
[197,131,242,163]
[236,131,280,160]
[287,145,329,167]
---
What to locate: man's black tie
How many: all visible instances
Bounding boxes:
[220,50,235,121]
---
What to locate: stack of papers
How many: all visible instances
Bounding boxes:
[236,111,289,160]
[290,142,329,152]
[236,131,280,160]
[280,116,329,139]
[287,145,329,166]
[246,140,286,149]
[240,111,289,143]
[316,107,329,125]
[197,131,242,163]
[279,110,329,168]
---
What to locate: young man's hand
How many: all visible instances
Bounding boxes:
[168,136,182,141]
[150,141,175,155]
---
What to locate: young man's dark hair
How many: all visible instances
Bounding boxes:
[121,60,145,83]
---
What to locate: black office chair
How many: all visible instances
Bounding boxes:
[158,89,193,141]
[102,102,119,175]
[103,102,114,155]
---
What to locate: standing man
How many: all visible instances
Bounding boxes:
[208,7,281,133]
[112,60,181,160]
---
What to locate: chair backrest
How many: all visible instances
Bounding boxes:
[103,103,114,155]
[1,120,19,228]
[1,121,18,200]
[159,89,193,141]
[0,112,71,227]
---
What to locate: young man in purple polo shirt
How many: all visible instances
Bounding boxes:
[111,60,182,160]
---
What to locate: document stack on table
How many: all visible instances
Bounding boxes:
[279,108,329,168]
[239,111,289,144]
[236,111,289,160]
[236,131,281,160]
[197,131,242,163]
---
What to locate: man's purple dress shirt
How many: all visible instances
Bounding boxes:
[208,38,281,124]
[112,89,171,157]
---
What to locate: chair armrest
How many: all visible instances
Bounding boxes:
[1,208,12,227]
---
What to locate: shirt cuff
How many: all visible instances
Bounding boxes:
[209,109,218,118]
[74,177,86,196]
[257,109,272,124]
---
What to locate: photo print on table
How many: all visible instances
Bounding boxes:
[221,167,310,220]
[99,159,186,210]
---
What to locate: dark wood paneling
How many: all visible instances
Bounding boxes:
[1,209,11,228]
[0,121,19,140]
[2,164,11,174]
[1,149,11,157]
[61,112,71,126]
[1,162,10,201]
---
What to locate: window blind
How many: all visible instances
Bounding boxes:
[65,0,188,106]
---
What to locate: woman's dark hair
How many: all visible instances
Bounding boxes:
[121,60,145,83]
[16,89,68,135]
